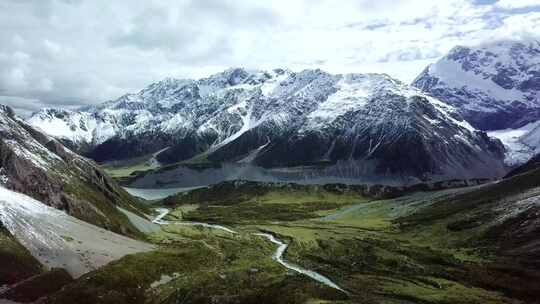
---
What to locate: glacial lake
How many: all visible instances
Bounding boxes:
[123,186,205,200]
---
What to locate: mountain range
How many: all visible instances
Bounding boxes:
[28,38,540,184]
[28,68,508,185]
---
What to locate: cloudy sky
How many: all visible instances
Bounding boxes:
[1,0,539,115]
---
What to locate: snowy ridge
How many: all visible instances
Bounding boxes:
[0,107,65,174]
[28,68,294,152]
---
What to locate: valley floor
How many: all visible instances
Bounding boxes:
[45,177,540,304]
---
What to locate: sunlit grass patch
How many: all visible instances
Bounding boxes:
[252,190,367,206]
[378,276,517,304]
[103,161,157,178]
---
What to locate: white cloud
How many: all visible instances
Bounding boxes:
[494,12,540,40]
[0,0,538,112]
[496,0,540,9]
[0,96,44,117]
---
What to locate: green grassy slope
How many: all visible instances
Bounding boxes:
[46,168,540,303]
[0,224,43,285]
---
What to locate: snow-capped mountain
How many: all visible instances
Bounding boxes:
[413,40,540,165]
[28,69,507,183]
[0,105,143,236]
[413,40,540,131]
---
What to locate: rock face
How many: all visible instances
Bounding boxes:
[28,69,507,183]
[412,40,540,131]
[0,105,143,237]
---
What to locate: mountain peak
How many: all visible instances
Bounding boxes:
[413,38,540,131]
[444,39,540,68]
[0,104,15,118]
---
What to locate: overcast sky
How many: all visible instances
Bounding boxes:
[1,0,539,116]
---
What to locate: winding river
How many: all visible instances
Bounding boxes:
[253,233,346,293]
[152,208,237,234]
[152,208,346,293]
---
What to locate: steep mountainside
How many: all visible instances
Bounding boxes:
[29,69,506,183]
[0,105,144,237]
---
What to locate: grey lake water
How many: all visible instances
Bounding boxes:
[124,162,416,192]
[123,186,206,200]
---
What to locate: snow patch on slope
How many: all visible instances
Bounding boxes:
[27,109,117,146]
[261,70,290,96]
[521,122,540,150]
[306,75,369,128]
[428,57,526,110]
[0,186,154,278]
